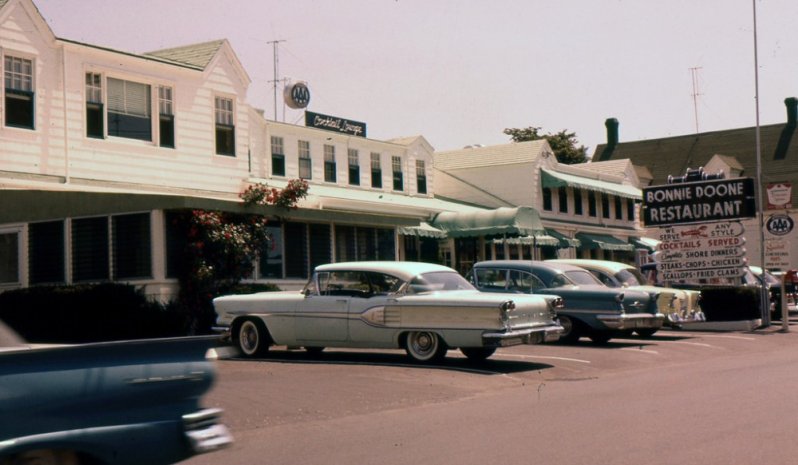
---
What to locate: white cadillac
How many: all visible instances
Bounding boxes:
[214,261,564,363]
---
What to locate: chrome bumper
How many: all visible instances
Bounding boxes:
[183,408,233,454]
[482,324,564,347]
[597,313,665,331]
[665,310,706,325]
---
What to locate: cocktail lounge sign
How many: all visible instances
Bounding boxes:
[305,111,366,137]
[642,177,757,227]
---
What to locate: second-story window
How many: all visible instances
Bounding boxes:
[392,156,403,191]
[542,188,552,211]
[614,196,623,220]
[573,188,583,215]
[108,77,151,141]
[588,191,597,217]
[371,152,382,188]
[416,160,427,194]
[348,149,360,186]
[324,144,336,182]
[298,140,312,179]
[4,55,35,130]
[271,136,285,176]
[214,96,235,156]
[626,199,635,222]
[601,194,610,219]
[158,86,175,148]
[85,73,103,138]
[558,187,568,213]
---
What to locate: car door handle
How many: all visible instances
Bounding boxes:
[336,299,347,303]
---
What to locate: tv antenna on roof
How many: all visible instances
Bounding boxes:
[268,39,286,121]
[689,66,703,133]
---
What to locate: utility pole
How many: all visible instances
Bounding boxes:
[267,39,285,121]
[689,67,703,134]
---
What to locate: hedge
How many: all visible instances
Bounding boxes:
[0,282,280,344]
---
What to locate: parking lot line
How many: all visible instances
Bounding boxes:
[651,340,720,349]
[619,347,659,355]
[497,353,592,364]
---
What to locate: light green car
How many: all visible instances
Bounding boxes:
[548,259,705,329]
[214,261,564,363]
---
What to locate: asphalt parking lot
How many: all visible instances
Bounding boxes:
[191,320,798,465]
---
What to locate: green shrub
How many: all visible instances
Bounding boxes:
[698,286,762,321]
[0,283,189,343]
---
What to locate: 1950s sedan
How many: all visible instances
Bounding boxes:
[467,261,664,344]
[0,321,232,465]
[549,259,705,328]
[213,261,564,362]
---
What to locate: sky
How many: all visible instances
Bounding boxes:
[33,0,798,155]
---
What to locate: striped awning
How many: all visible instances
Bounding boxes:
[575,232,636,251]
[540,169,642,201]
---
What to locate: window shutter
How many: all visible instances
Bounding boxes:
[72,217,109,282]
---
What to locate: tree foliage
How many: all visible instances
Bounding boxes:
[503,127,588,164]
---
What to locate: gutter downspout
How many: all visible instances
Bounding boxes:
[61,46,70,184]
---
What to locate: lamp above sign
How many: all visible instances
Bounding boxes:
[305,110,366,138]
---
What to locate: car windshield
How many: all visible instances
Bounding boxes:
[408,271,475,293]
[562,269,604,286]
[615,268,648,287]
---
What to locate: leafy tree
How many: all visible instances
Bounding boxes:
[503,127,588,164]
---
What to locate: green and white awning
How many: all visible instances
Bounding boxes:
[575,232,636,251]
[398,222,447,238]
[540,169,642,201]
[631,236,660,252]
[430,206,546,238]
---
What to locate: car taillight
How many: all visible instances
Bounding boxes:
[500,300,515,327]
[550,297,564,319]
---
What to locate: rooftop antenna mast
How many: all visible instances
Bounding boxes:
[268,39,286,121]
[689,66,703,133]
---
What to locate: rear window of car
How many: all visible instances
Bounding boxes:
[615,269,647,287]
[563,270,603,286]
[409,271,474,293]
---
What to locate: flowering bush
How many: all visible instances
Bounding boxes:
[175,180,309,333]
[240,179,309,209]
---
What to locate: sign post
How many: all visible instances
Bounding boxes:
[643,172,764,324]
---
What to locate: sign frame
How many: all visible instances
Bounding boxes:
[642,177,757,227]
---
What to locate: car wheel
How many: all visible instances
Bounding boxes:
[589,332,612,344]
[236,319,270,357]
[304,346,325,355]
[460,347,497,361]
[558,315,581,343]
[635,328,658,338]
[405,331,447,363]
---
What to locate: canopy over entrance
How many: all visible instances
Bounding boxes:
[430,206,545,238]
[575,232,636,251]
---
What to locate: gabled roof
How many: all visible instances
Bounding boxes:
[586,159,633,177]
[435,140,550,171]
[145,40,226,69]
[593,114,798,205]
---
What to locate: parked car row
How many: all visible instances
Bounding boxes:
[214,258,708,361]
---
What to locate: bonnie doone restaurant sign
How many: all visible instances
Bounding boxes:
[642,177,756,227]
[644,176,757,282]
